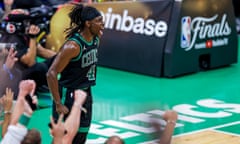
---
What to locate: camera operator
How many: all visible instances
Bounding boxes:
[0,8,56,99]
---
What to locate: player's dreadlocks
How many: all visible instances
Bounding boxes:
[64,4,101,39]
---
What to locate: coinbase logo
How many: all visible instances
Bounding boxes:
[101,8,168,38]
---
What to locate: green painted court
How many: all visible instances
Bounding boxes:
[24,36,240,143]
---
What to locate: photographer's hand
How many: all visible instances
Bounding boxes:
[28,25,40,38]
[21,25,40,67]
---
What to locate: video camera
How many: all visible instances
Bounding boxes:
[0,5,54,35]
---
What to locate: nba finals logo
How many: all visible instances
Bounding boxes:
[180,14,231,51]
[181,16,191,49]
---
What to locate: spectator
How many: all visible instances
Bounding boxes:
[0,80,87,144]
[0,80,39,144]
[0,87,13,137]
[105,110,178,144]
[0,47,20,99]
[105,136,124,144]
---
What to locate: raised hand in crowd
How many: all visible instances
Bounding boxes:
[50,114,65,144]
[0,47,19,100]
[0,87,14,137]
[105,110,178,144]
[51,89,87,144]
[157,110,178,144]
[4,47,18,70]
[0,80,41,144]
[11,80,36,124]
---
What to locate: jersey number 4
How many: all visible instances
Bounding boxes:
[87,65,96,81]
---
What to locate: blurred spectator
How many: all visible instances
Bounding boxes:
[0,47,20,100]
[105,110,178,144]
[0,22,39,99]
[105,136,125,144]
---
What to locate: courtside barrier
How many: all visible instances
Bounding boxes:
[48,0,238,77]
[163,0,238,77]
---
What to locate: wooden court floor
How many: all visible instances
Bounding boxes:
[172,130,240,144]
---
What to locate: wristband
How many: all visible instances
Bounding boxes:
[167,120,176,125]
[28,34,38,38]
[28,34,38,39]
[73,103,87,114]
[81,107,87,114]
[4,111,11,115]
[3,64,13,80]
[19,114,30,126]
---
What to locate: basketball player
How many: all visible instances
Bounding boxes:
[47,3,104,144]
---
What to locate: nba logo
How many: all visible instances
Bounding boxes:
[181,16,191,48]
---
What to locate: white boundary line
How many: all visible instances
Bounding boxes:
[211,129,240,137]
[173,121,240,138]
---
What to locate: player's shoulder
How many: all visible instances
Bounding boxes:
[60,41,80,55]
